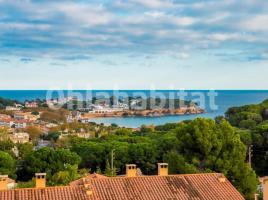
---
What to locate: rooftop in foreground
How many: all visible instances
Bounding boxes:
[0,163,245,200]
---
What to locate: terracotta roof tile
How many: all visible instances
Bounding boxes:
[0,185,88,200]
[70,173,107,187]
[88,173,245,200]
[0,173,245,200]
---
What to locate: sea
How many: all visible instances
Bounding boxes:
[1,90,268,128]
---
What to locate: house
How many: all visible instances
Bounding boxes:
[0,115,12,127]
[45,123,58,128]
[0,174,89,200]
[25,101,38,108]
[5,106,21,111]
[13,120,28,129]
[0,163,245,200]
[9,132,30,144]
[0,114,11,120]
[66,114,74,123]
[14,112,28,120]
[0,176,16,190]
[76,132,92,139]
[79,116,91,123]
[0,119,13,127]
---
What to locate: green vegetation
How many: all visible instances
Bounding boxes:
[25,126,42,141]
[0,117,258,199]
[0,97,17,109]
[40,109,68,123]
[1,96,267,199]
[225,100,268,178]
[0,151,16,179]
[17,147,81,185]
[40,118,256,199]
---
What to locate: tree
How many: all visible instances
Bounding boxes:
[25,126,42,141]
[20,147,81,183]
[250,121,268,176]
[31,111,39,116]
[0,97,16,109]
[128,142,157,174]
[0,140,14,153]
[43,132,60,142]
[115,128,132,136]
[163,151,197,174]
[71,141,106,171]
[17,180,35,188]
[0,128,15,156]
[0,127,10,141]
[104,159,115,177]
[0,151,16,178]
[17,143,33,159]
[40,109,68,123]
[51,164,79,185]
[174,118,258,199]
[239,119,257,129]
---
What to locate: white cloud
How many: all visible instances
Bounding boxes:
[204,12,230,24]
[210,33,239,41]
[173,17,196,26]
[209,33,258,43]
[241,15,268,31]
[162,51,190,59]
[0,22,51,31]
[130,0,174,8]
[58,3,114,26]
[145,11,165,18]
[178,53,190,59]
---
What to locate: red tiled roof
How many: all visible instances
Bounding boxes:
[0,119,13,123]
[0,173,245,200]
[14,119,29,123]
[0,185,88,200]
[70,173,107,187]
[88,173,245,200]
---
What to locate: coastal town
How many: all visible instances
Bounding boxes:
[0,97,268,200]
[0,96,204,146]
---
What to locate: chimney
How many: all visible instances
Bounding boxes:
[158,163,168,176]
[261,177,268,200]
[83,179,93,196]
[126,164,137,177]
[0,175,8,190]
[218,174,226,183]
[35,173,46,188]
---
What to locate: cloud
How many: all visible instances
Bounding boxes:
[144,11,165,18]
[57,3,114,26]
[241,15,268,32]
[129,0,175,8]
[57,55,91,61]
[0,0,267,65]
[0,58,10,62]
[0,22,50,31]
[178,53,190,59]
[214,51,268,62]
[20,57,33,63]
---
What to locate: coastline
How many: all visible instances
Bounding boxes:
[80,107,205,119]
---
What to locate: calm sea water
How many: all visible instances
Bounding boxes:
[1,90,268,127]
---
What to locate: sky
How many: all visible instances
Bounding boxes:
[0,0,268,90]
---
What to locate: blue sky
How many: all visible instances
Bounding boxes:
[0,0,268,89]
